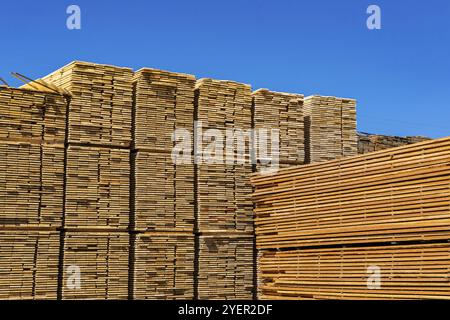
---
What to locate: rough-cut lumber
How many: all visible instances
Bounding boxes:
[0,230,59,300]
[304,95,357,163]
[258,243,450,300]
[0,87,67,144]
[40,61,133,147]
[198,234,254,300]
[252,89,304,164]
[66,145,129,229]
[133,68,195,151]
[0,141,64,228]
[62,231,129,299]
[134,151,194,232]
[358,132,431,154]
[252,136,450,249]
[133,232,194,299]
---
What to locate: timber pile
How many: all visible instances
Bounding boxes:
[252,137,450,299]
[65,145,130,229]
[0,142,64,227]
[358,132,431,154]
[134,151,194,232]
[252,89,304,164]
[0,87,67,144]
[40,61,133,147]
[133,68,195,151]
[133,233,194,299]
[62,231,129,299]
[259,243,450,300]
[197,163,253,233]
[197,234,254,300]
[0,230,59,299]
[304,95,357,163]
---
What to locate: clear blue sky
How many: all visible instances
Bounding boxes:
[1,1,449,138]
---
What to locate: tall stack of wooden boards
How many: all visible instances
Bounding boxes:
[358,132,430,154]
[304,95,357,162]
[132,68,195,299]
[252,137,450,299]
[195,79,254,299]
[0,86,66,299]
[41,61,133,299]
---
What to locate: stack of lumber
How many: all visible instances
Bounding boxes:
[0,87,66,299]
[195,79,254,299]
[134,151,194,231]
[65,145,130,229]
[62,231,129,299]
[304,95,357,163]
[0,142,64,227]
[131,67,196,299]
[0,87,67,144]
[133,233,194,299]
[40,61,133,147]
[0,230,59,300]
[252,136,450,299]
[252,89,305,165]
[259,242,450,300]
[358,132,431,154]
[197,234,254,300]
[133,68,195,151]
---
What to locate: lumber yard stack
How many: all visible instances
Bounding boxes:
[251,137,450,299]
[0,86,66,299]
[41,61,134,299]
[195,79,254,299]
[304,95,357,163]
[358,132,431,154]
[131,68,196,299]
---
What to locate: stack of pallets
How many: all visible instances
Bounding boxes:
[252,137,450,299]
[40,61,133,147]
[131,68,196,299]
[195,79,254,299]
[0,87,66,299]
[252,89,305,166]
[304,95,357,163]
[358,132,431,154]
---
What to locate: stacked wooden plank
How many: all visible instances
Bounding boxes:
[0,230,60,300]
[133,233,194,299]
[131,68,196,299]
[358,132,431,154]
[195,79,254,299]
[0,87,66,299]
[65,145,130,229]
[252,137,450,299]
[197,234,254,300]
[40,61,133,147]
[252,89,305,166]
[304,95,357,163]
[62,231,129,299]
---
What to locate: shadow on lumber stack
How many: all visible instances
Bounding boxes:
[251,137,450,299]
[0,86,67,299]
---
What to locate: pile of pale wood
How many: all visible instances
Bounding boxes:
[195,79,255,299]
[0,87,65,299]
[252,137,450,299]
[358,132,431,154]
[304,95,357,163]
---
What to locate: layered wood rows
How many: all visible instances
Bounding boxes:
[304,95,357,163]
[252,137,450,299]
[358,132,431,154]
